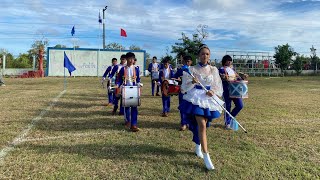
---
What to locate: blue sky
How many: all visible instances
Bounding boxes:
[1,0,320,61]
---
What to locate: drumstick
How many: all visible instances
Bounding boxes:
[182,66,248,133]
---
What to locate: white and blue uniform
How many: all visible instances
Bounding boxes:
[179,63,224,145]
[158,66,174,114]
[219,66,244,126]
[147,62,160,95]
[117,65,141,127]
[103,65,115,104]
[174,67,189,126]
[109,63,125,114]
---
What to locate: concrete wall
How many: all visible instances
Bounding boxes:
[3,68,34,76]
[47,47,146,77]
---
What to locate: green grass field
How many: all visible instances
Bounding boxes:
[0,76,319,179]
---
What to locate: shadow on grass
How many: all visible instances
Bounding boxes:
[35,117,126,132]
[52,101,106,109]
[23,143,201,169]
[211,123,226,130]
[37,110,179,131]
[140,120,179,130]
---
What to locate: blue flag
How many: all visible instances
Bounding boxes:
[71,26,75,36]
[99,12,102,24]
[181,65,191,75]
[64,52,76,76]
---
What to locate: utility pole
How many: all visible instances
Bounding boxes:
[103,6,108,49]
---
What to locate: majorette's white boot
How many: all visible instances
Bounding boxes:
[203,153,215,170]
[195,144,203,158]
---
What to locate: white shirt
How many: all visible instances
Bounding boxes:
[225,67,236,81]
[163,67,170,79]
[152,63,159,72]
[125,65,135,86]
[117,64,125,73]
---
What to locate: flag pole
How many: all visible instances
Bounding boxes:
[64,65,67,90]
[98,11,102,77]
[73,39,76,78]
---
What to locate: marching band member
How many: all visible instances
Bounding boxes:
[102,58,117,106]
[158,57,174,117]
[219,55,246,130]
[117,52,141,132]
[179,44,223,170]
[108,54,127,115]
[174,55,193,131]
[148,56,160,96]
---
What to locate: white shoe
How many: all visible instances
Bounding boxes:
[195,144,203,158]
[203,153,215,170]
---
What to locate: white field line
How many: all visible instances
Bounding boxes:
[0,90,66,165]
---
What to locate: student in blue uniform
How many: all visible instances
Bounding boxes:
[102,58,117,105]
[158,57,174,117]
[108,54,127,115]
[174,55,193,131]
[179,44,224,170]
[147,56,160,96]
[218,55,245,130]
[117,52,141,132]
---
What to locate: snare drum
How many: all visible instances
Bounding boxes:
[151,71,159,80]
[161,80,180,96]
[121,86,141,107]
[228,80,248,98]
[107,76,116,93]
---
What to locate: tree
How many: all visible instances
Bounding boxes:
[0,49,15,68]
[160,55,175,68]
[106,42,125,50]
[310,45,319,73]
[160,47,176,68]
[292,55,305,75]
[13,53,32,68]
[53,44,67,48]
[171,24,208,65]
[28,38,49,68]
[274,43,297,74]
[129,45,141,50]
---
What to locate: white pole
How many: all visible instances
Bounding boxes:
[64,66,66,90]
[32,55,36,70]
[73,39,76,78]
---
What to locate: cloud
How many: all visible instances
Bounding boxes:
[1,0,320,58]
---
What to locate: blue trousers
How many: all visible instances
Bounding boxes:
[113,96,124,114]
[108,92,113,104]
[223,91,244,125]
[178,93,188,126]
[162,95,170,113]
[189,116,200,145]
[151,79,160,95]
[125,107,138,126]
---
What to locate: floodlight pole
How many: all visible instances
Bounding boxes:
[103,6,108,49]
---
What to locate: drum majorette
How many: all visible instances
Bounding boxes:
[219,55,248,130]
[179,44,224,170]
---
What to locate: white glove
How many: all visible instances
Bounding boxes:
[157,82,161,86]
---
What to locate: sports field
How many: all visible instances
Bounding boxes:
[0,76,319,179]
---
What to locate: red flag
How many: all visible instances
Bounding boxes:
[120,28,127,37]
